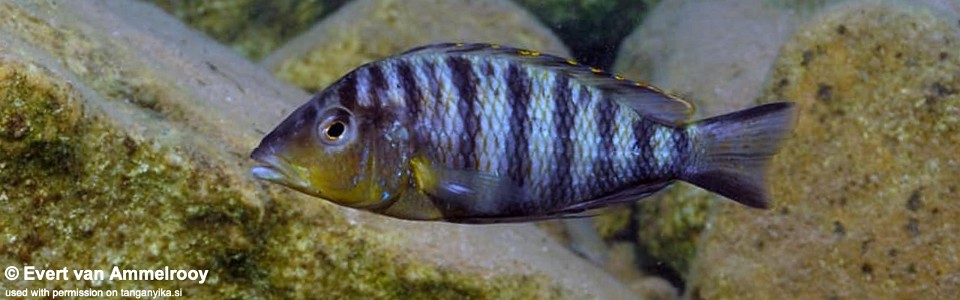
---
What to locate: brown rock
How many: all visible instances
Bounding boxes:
[262,0,569,92]
[0,1,637,299]
[687,2,960,299]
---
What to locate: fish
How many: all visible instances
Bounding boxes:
[250,42,797,224]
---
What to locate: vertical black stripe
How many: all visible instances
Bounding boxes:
[552,75,575,205]
[483,60,495,77]
[447,56,478,170]
[396,60,421,122]
[633,119,654,180]
[673,126,688,177]
[336,72,358,110]
[367,64,388,108]
[506,62,530,186]
[595,97,618,192]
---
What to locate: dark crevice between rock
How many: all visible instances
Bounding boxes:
[627,206,686,291]
[516,0,654,69]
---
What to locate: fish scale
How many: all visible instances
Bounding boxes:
[505,61,531,188]
[367,45,677,210]
[397,51,657,206]
[470,57,509,175]
[571,84,600,201]
[526,66,560,204]
[251,42,798,223]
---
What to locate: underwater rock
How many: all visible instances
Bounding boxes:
[614,0,803,118]
[0,1,637,299]
[592,207,633,240]
[612,0,805,280]
[261,0,569,92]
[632,184,713,280]
[512,0,656,68]
[687,2,960,299]
[604,242,680,300]
[146,0,349,61]
[610,0,884,280]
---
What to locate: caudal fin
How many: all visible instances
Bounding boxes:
[681,102,797,208]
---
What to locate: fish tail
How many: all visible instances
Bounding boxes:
[680,102,797,208]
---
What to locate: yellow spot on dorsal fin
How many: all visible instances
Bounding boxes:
[529,51,540,56]
[455,42,464,47]
[634,81,649,87]
[590,67,603,73]
[614,74,625,80]
[566,59,578,65]
[490,44,501,49]
[518,50,531,56]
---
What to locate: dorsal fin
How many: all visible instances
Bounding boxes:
[397,42,695,125]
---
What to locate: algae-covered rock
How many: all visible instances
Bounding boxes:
[512,0,655,68]
[146,0,348,61]
[605,242,680,300]
[593,207,633,240]
[686,2,960,299]
[262,0,569,92]
[633,184,713,279]
[612,0,804,280]
[0,1,638,299]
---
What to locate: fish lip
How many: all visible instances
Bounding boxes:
[249,148,313,191]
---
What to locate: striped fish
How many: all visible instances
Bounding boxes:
[250,43,797,223]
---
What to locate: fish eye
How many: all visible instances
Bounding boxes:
[317,107,354,146]
[323,121,347,141]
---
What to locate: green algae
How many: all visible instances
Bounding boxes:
[0,1,601,298]
[592,207,633,240]
[634,184,714,279]
[147,0,349,61]
[0,46,569,300]
[687,3,960,299]
[260,201,565,299]
[265,0,570,93]
[0,2,183,126]
[0,66,81,164]
[1,60,259,296]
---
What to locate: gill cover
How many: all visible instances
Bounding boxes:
[250,92,410,210]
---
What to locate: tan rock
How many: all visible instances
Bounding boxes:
[687,2,960,299]
[262,0,569,92]
[146,0,348,61]
[0,1,637,299]
[614,0,802,118]
[613,0,806,280]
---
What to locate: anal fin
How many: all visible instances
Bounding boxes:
[558,181,673,214]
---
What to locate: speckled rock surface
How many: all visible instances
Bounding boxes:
[262,0,569,92]
[0,1,638,299]
[146,0,349,61]
[686,2,960,299]
[633,183,713,279]
[612,0,806,280]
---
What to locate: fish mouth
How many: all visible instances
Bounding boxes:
[250,148,313,192]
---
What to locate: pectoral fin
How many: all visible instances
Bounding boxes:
[410,157,532,220]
